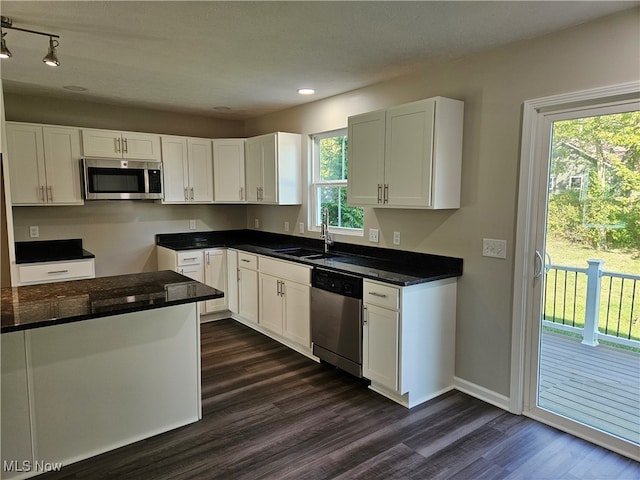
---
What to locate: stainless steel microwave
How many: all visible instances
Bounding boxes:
[82,158,163,200]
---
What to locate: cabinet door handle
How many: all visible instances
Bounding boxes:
[240,187,244,200]
[47,270,69,275]
[377,184,382,203]
[47,186,53,202]
[363,304,367,324]
[206,252,210,265]
[180,268,184,275]
[184,188,189,201]
[123,138,128,153]
[368,291,388,298]
[241,258,251,263]
[384,184,389,204]
[190,187,194,200]
[40,185,46,202]
[183,257,198,261]
[116,138,121,153]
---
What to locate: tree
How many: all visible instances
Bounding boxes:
[549,111,640,251]
[318,135,364,229]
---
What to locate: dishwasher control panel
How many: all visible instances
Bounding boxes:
[312,268,362,299]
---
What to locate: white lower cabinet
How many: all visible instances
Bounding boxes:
[259,273,283,334]
[157,246,231,316]
[258,257,311,348]
[203,249,227,313]
[16,258,95,286]
[227,249,239,314]
[363,303,400,391]
[362,278,457,408]
[238,252,259,324]
[281,279,310,347]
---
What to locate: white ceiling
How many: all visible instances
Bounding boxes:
[1,1,637,120]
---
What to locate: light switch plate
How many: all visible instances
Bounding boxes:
[254,218,259,229]
[369,228,379,243]
[299,222,304,234]
[482,238,507,259]
[29,226,39,238]
[393,231,401,245]
[189,219,196,230]
[284,221,290,232]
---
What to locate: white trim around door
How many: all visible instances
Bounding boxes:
[511,81,640,460]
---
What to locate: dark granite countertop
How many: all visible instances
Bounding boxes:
[1,270,223,333]
[16,239,95,264]
[156,230,463,286]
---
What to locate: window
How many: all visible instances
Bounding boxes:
[310,129,363,234]
[569,175,583,189]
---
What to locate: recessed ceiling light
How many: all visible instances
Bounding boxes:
[212,106,231,111]
[297,88,315,95]
[63,85,87,91]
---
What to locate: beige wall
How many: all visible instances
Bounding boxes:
[243,9,640,397]
[2,9,638,398]
[4,94,245,138]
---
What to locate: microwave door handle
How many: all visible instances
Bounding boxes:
[144,169,150,197]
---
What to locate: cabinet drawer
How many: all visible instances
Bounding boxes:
[238,252,258,270]
[259,257,311,285]
[177,251,203,266]
[363,280,399,310]
[18,259,95,285]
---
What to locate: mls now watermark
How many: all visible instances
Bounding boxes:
[3,460,63,473]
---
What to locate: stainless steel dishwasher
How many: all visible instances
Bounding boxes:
[310,267,363,377]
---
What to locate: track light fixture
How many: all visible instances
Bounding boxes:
[43,36,60,66]
[0,15,61,67]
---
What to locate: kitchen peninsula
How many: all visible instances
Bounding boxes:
[1,271,222,480]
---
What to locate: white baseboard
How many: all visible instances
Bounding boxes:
[453,376,511,411]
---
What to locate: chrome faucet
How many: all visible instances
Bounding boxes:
[320,207,334,253]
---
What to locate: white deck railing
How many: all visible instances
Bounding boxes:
[544,259,640,349]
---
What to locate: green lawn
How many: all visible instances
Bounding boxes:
[544,238,640,342]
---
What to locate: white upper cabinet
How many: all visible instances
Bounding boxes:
[347,111,386,206]
[245,132,301,205]
[213,139,246,202]
[82,128,161,161]
[6,122,84,205]
[347,97,463,209]
[161,136,213,203]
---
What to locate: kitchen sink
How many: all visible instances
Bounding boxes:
[273,247,341,260]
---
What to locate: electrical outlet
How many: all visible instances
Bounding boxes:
[393,231,401,245]
[368,228,379,243]
[189,219,196,230]
[29,226,39,238]
[299,222,304,234]
[254,218,260,229]
[482,238,507,259]
[284,221,290,232]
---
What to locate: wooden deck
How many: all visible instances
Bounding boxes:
[539,330,640,445]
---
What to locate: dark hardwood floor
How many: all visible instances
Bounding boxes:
[41,319,639,480]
